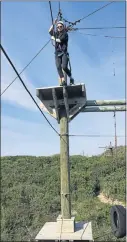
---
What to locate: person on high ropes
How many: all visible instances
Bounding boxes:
[49,19,74,86]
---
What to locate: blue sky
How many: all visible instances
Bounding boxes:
[1,1,126,156]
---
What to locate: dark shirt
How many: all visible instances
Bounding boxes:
[49,28,68,55]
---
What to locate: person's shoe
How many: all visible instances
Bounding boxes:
[62,81,67,86]
[61,77,67,86]
[59,77,62,86]
[70,77,74,85]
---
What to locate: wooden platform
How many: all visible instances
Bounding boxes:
[36,84,87,123]
[36,84,85,100]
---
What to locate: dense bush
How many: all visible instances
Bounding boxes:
[1,146,126,241]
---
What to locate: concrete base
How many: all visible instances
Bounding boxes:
[57,215,75,233]
[35,221,93,241]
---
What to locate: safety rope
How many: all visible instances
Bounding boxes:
[68,53,72,74]
[49,2,73,82]
[63,1,115,31]
[0,44,60,136]
[57,2,63,21]
[49,4,73,80]
[49,1,56,47]
[1,39,51,96]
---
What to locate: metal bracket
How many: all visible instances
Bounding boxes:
[61,133,69,137]
[61,192,70,197]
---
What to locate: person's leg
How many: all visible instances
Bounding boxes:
[55,55,64,85]
[62,54,74,85]
[62,54,71,77]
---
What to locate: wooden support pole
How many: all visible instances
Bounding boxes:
[113,110,117,162]
[114,111,117,150]
[60,108,71,219]
[63,86,69,119]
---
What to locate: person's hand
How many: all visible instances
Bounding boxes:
[40,102,44,109]
[54,18,58,25]
[51,36,55,40]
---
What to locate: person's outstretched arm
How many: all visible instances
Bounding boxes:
[49,19,57,37]
[49,25,54,36]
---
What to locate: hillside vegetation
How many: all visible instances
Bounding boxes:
[1,146,126,241]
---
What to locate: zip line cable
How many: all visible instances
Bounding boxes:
[1,39,51,96]
[49,1,55,31]
[111,38,116,76]
[69,134,124,137]
[63,1,115,28]
[58,1,62,21]
[0,44,60,137]
[76,1,115,22]
[73,31,125,39]
[58,1,60,12]
[73,26,125,30]
[49,1,57,47]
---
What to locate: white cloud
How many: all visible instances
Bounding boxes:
[1,115,59,156]
[1,129,59,156]
[1,113,125,157]
[1,115,58,136]
[1,53,38,111]
[68,35,125,100]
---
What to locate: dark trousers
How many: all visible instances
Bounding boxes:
[55,53,71,78]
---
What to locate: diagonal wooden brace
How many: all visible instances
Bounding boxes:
[52,88,60,123]
[69,102,86,121]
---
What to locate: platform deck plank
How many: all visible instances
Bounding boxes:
[36,84,86,101]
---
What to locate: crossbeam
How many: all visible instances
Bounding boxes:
[82,106,126,112]
[86,99,126,106]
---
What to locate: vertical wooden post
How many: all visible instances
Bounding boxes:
[60,108,71,219]
[114,110,117,161]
